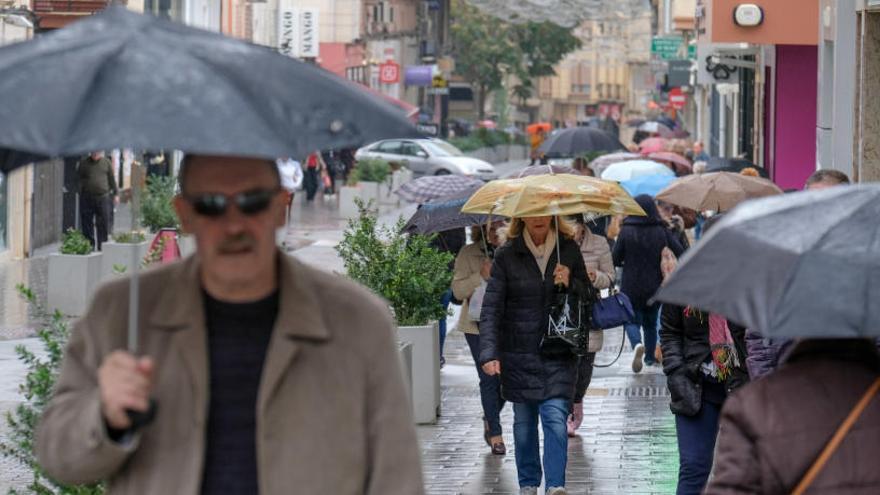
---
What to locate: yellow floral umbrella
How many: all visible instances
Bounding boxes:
[460,174,646,218]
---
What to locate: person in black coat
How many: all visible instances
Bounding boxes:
[479,215,593,494]
[612,195,684,373]
[660,305,749,495]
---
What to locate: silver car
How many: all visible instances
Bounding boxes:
[355,138,498,181]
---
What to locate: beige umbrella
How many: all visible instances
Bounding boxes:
[656,172,784,212]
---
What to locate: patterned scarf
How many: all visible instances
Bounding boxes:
[685,307,742,381]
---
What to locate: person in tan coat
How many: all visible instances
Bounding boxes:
[451,223,506,455]
[35,155,424,494]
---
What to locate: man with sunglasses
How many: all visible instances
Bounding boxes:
[36,154,424,494]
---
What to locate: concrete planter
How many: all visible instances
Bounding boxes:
[178,235,196,258]
[397,341,413,415]
[100,241,150,281]
[338,185,362,219]
[397,323,440,424]
[48,252,103,316]
[359,181,381,207]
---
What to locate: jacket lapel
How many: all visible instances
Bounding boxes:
[257,255,331,418]
[149,257,209,427]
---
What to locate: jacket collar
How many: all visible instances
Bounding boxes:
[149,251,330,342]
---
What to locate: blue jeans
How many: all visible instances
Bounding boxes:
[624,304,660,365]
[438,289,452,362]
[464,333,505,436]
[513,398,569,489]
[675,399,723,495]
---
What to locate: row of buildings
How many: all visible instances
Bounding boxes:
[653,0,879,189]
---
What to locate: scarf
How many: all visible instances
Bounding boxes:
[523,228,557,277]
[685,307,742,381]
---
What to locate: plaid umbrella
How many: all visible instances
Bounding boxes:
[504,164,583,178]
[394,175,485,204]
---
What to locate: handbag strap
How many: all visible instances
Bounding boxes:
[791,376,880,495]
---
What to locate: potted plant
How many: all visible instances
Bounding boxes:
[336,200,453,424]
[47,229,103,316]
[340,158,391,217]
[100,231,150,280]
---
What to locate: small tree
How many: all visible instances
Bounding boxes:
[336,200,453,327]
[140,176,179,232]
[0,285,104,494]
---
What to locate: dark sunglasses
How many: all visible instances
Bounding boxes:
[185,188,281,217]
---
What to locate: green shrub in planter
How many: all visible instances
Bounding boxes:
[59,229,92,255]
[349,159,391,185]
[140,176,179,232]
[336,200,453,327]
[111,231,146,244]
[448,136,483,152]
[0,285,104,494]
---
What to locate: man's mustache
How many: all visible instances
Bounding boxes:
[217,233,256,253]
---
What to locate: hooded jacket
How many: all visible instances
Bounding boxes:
[612,195,684,309]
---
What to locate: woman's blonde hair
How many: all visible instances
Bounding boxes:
[501,216,577,243]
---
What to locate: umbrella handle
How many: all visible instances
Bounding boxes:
[125,398,158,432]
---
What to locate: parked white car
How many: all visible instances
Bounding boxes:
[355,138,498,181]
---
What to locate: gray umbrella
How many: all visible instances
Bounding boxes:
[654,185,880,338]
[402,184,487,235]
[0,6,418,172]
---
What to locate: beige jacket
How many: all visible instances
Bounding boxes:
[451,242,488,335]
[579,231,614,290]
[35,254,424,494]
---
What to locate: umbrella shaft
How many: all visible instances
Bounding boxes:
[128,247,139,353]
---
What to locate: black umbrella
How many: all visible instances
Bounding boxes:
[0,6,418,172]
[655,185,880,338]
[706,158,769,178]
[537,127,625,158]
[0,7,419,428]
[402,185,487,235]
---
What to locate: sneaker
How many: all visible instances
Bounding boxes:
[546,488,568,495]
[519,488,538,495]
[632,343,645,373]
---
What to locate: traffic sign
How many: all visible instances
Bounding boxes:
[668,87,687,110]
[379,62,400,84]
[652,36,683,60]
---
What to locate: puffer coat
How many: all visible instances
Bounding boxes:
[659,304,749,416]
[479,233,591,403]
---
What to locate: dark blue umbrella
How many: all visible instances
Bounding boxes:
[0,6,418,172]
[402,185,488,235]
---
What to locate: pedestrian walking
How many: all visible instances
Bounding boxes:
[659,304,749,494]
[568,215,615,436]
[705,339,880,494]
[431,228,466,366]
[303,151,324,201]
[451,223,506,455]
[76,150,118,250]
[276,156,303,225]
[35,154,424,494]
[480,215,592,495]
[320,150,339,198]
[612,195,684,373]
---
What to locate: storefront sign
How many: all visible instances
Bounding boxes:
[276,2,320,58]
[404,65,438,86]
[379,62,400,84]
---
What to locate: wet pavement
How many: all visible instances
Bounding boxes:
[419,327,678,494]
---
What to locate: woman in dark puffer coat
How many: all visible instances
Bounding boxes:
[660,305,749,495]
[480,216,593,495]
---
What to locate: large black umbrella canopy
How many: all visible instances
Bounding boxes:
[655,185,880,339]
[537,127,625,158]
[0,6,418,173]
[402,184,487,235]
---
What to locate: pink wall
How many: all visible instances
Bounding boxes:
[772,45,818,190]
